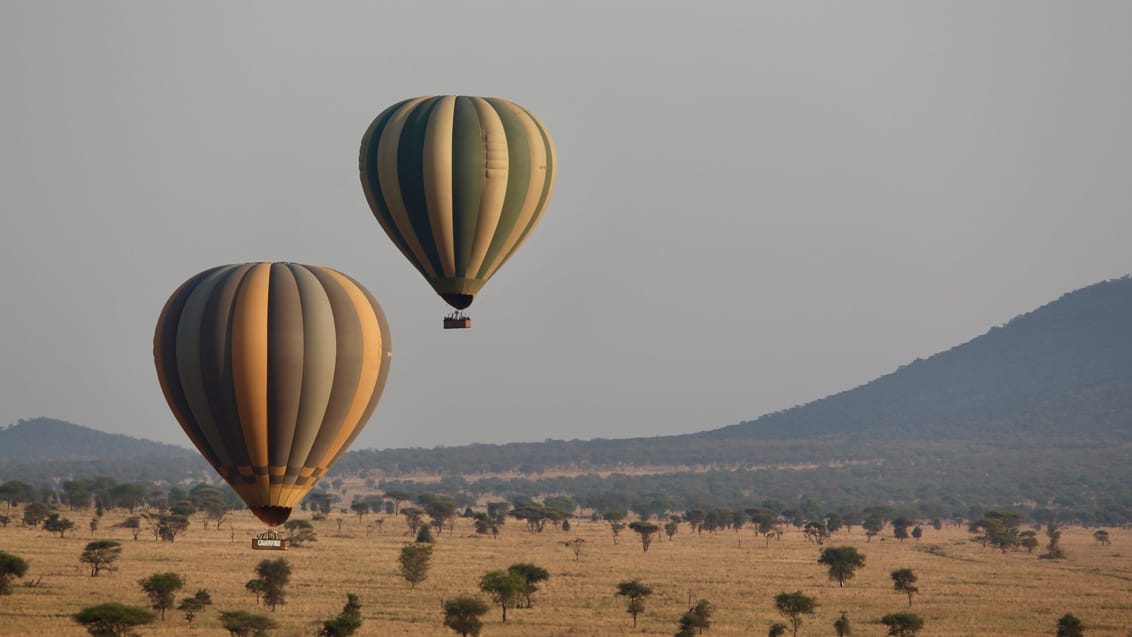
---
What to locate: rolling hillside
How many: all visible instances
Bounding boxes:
[338,276,1132,477]
[3,278,1130,519]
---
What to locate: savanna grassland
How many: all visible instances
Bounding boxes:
[1,509,1130,637]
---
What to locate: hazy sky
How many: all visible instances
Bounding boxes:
[2,2,1130,451]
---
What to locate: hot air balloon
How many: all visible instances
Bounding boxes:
[153,262,392,526]
[359,95,557,329]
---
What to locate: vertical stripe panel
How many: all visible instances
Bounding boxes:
[492,107,557,273]
[477,98,538,278]
[300,268,364,472]
[450,96,484,276]
[175,266,243,470]
[314,274,392,487]
[361,103,422,271]
[308,269,385,470]
[376,97,440,278]
[285,264,337,484]
[230,263,273,496]
[154,267,224,469]
[423,95,457,277]
[464,97,509,276]
[266,264,303,502]
[199,265,255,472]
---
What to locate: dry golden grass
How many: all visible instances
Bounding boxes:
[1,509,1130,636]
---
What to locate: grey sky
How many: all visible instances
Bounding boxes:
[2,2,1130,451]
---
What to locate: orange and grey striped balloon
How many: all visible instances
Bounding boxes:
[153,263,392,526]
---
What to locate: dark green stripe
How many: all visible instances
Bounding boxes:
[266,264,303,469]
[476,98,533,279]
[360,101,419,272]
[396,97,445,277]
[502,107,555,265]
[450,96,485,277]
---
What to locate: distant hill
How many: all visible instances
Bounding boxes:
[706,275,1132,440]
[339,276,1132,476]
[3,278,1130,520]
[0,417,192,462]
[327,278,1132,521]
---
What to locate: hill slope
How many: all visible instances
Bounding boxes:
[0,417,193,462]
[707,275,1132,439]
[337,276,1132,476]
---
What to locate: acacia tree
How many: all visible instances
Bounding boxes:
[1055,613,1083,637]
[629,521,660,553]
[320,592,363,637]
[564,537,585,561]
[616,579,653,627]
[138,572,184,620]
[774,591,817,637]
[891,569,919,606]
[443,595,490,637]
[22,501,51,528]
[1044,523,1066,559]
[255,558,292,611]
[507,563,549,608]
[480,570,524,623]
[862,516,883,542]
[176,589,212,626]
[220,610,277,637]
[44,513,76,538]
[678,599,713,635]
[1093,529,1110,546]
[73,602,155,637]
[881,612,924,636]
[0,551,29,595]
[79,540,122,577]
[398,543,433,589]
[833,611,851,636]
[283,519,317,547]
[246,579,265,604]
[818,547,866,587]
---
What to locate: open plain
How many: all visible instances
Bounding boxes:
[1,509,1130,636]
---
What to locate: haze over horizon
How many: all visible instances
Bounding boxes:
[3,2,1131,451]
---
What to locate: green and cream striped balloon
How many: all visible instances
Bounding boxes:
[359,95,557,311]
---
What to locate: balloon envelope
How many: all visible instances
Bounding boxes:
[154,262,392,526]
[359,95,557,310]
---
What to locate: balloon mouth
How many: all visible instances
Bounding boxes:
[250,506,292,527]
[441,293,474,310]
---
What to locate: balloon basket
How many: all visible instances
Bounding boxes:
[444,312,471,329]
[251,529,290,551]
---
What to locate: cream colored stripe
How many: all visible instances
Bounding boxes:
[423,96,457,277]
[464,97,509,276]
[480,102,554,278]
[231,263,272,497]
[377,96,438,279]
[311,269,384,469]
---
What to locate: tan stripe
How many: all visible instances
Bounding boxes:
[310,269,385,469]
[377,96,439,279]
[423,96,457,277]
[464,97,509,276]
[230,263,272,498]
[480,101,555,278]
